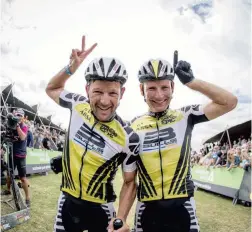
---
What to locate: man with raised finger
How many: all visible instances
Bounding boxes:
[46,36,139,232]
[130,57,238,232]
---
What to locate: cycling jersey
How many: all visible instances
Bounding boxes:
[131,105,208,202]
[58,90,139,204]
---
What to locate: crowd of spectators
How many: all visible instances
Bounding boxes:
[191,135,252,171]
[25,120,65,152]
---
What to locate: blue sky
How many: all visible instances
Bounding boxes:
[1,0,251,149]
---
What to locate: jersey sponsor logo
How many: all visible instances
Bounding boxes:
[143,127,177,151]
[79,108,92,122]
[74,123,105,155]
[161,114,176,124]
[100,124,118,138]
[135,123,153,131]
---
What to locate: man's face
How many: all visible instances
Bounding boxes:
[140,79,174,112]
[86,80,125,122]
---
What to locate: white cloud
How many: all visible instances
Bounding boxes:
[1,0,251,150]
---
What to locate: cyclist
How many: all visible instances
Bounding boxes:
[130,58,238,232]
[46,36,139,232]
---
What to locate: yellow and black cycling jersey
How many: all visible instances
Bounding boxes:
[131,105,208,202]
[59,90,139,204]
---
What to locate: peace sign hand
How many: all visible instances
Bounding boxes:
[69,36,97,74]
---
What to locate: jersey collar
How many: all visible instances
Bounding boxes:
[148,107,169,119]
[91,111,116,123]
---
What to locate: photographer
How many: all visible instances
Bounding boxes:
[2,108,31,207]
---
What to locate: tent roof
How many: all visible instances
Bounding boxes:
[204,120,251,144]
[1,85,63,132]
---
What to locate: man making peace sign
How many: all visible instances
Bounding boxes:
[46,36,139,232]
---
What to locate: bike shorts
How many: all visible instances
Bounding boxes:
[9,156,26,178]
[133,197,200,232]
[54,192,116,232]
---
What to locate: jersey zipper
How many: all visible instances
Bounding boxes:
[79,120,98,199]
[156,121,164,199]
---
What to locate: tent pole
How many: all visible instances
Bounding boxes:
[219,130,226,145]
[33,104,40,122]
[226,126,232,149]
[1,94,10,115]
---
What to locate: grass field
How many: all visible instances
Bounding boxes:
[1,172,251,232]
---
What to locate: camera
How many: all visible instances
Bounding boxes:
[1,113,21,142]
[6,113,21,130]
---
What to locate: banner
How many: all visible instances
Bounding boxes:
[238,169,251,202]
[192,165,251,202]
[14,148,62,175]
[1,209,30,231]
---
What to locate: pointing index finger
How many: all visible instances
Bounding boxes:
[81,35,86,52]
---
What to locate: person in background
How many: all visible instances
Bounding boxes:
[240,148,251,171]
[26,122,34,148]
[33,131,44,149]
[1,108,31,207]
[42,132,51,150]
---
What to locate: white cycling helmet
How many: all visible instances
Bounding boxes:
[138,58,174,83]
[84,57,128,85]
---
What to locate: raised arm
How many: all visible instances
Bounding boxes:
[45,36,97,104]
[175,61,238,120]
[186,79,237,120]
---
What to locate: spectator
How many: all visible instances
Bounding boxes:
[26,122,34,148]
[42,132,51,150]
[207,146,219,169]
[227,148,241,171]
[240,148,251,171]
[199,150,212,166]
[238,138,242,146]
[57,134,64,152]
[29,121,35,134]
[215,147,227,168]
[33,132,44,149]
[51,129,57,144]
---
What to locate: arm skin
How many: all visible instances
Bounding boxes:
[17,126,27,141]
[117,170,137,221]
[45,68,71,105]
[186,79,238,120]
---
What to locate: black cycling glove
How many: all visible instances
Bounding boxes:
[175,60,195,85]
